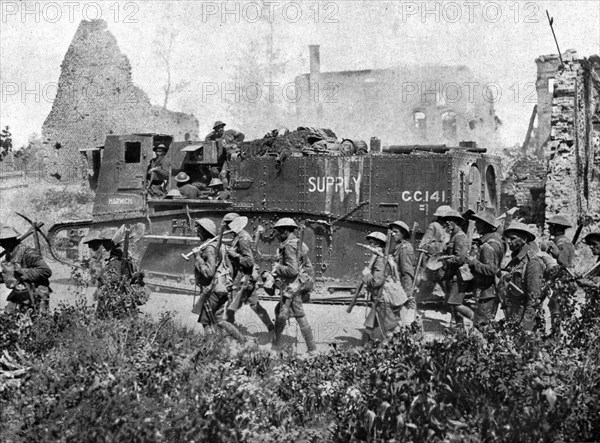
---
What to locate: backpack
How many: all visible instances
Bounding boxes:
[378,256,408,308]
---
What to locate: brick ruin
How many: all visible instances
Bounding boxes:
[504,50,600,231]
[42,19,198,180]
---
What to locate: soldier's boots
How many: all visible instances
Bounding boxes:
[297,316,317,353]
[272,316,287,348]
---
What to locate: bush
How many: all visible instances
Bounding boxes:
[1,278,599,442]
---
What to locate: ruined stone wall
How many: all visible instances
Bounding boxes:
[545,55,600,229]
[42,19,198,181]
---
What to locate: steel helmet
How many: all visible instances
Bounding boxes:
[583,232,600,245]
[441,209,464,222]
[0,225,21,241]
[433,205,453,217]
[153,143,168,152]
[229,216,248,234]
[503,222,537,242]
[175,172,190,183]
[165,189,184,199]
[208,178,223,188]
[274,217,298,229]
[194,218,217,237]
[471,211,499,228]
[366,231,387,244]
[213,120,226,129]
[83,229,103,244]
[389,220,410,234]
[223,212,240,223]
[547,215,572,228]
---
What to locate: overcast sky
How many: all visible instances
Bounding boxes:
[1,0,599,148]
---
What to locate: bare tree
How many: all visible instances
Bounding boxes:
[153,27,190,109]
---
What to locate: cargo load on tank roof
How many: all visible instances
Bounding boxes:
[238,127,369,159]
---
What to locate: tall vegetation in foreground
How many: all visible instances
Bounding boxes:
[1,275,599,442]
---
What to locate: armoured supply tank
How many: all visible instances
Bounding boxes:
[49,131,502,304]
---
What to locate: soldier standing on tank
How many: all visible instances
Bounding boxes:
[466,211,505,328]
[501,223,544,332]
[205,121,245,187]
[0,225,52,314]
[440,210,472,327]
[225,214,274,333]
[191,218,247,344]
[362,231,400,338]
[270,217,316,354]
[389,221,417,323]
[146,144,171,198]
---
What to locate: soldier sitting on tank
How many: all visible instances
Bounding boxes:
[174,172,201,199]
[0,225,52,315]
[191,218,248,344]
[146,144,171,198]
[208,178,231,200]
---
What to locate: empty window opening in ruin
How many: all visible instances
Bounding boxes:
[548,78,555,94]
[442,111,457,139]
[413,111,426,136]
[125,141,141,163]
[485,165,497,207]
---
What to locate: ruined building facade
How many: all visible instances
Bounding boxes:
[42,19,198,181]
[295,45,501,149]
[505,50,600,229]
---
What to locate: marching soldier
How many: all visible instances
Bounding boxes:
[389,221,416,323]
[440,210,472,327]
[225,215,274,333]
[418,205,452,299]
[420,205,452,255]
[191,218,247,343]
[544,215,576,333]
[0,225,52,314]
[271,217,316,354]
[362,231,400,337]
[466,211,505,328]
[146,144,171,198]
[546,215,575,268]
[501,223,544,331]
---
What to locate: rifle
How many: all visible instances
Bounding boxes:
[194,222,227,320]
[120,224,131,279]
[572,224,584,245]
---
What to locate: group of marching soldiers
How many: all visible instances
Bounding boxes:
[412,206,600,333]
[2,205,598,347]
[189,214,317,353]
